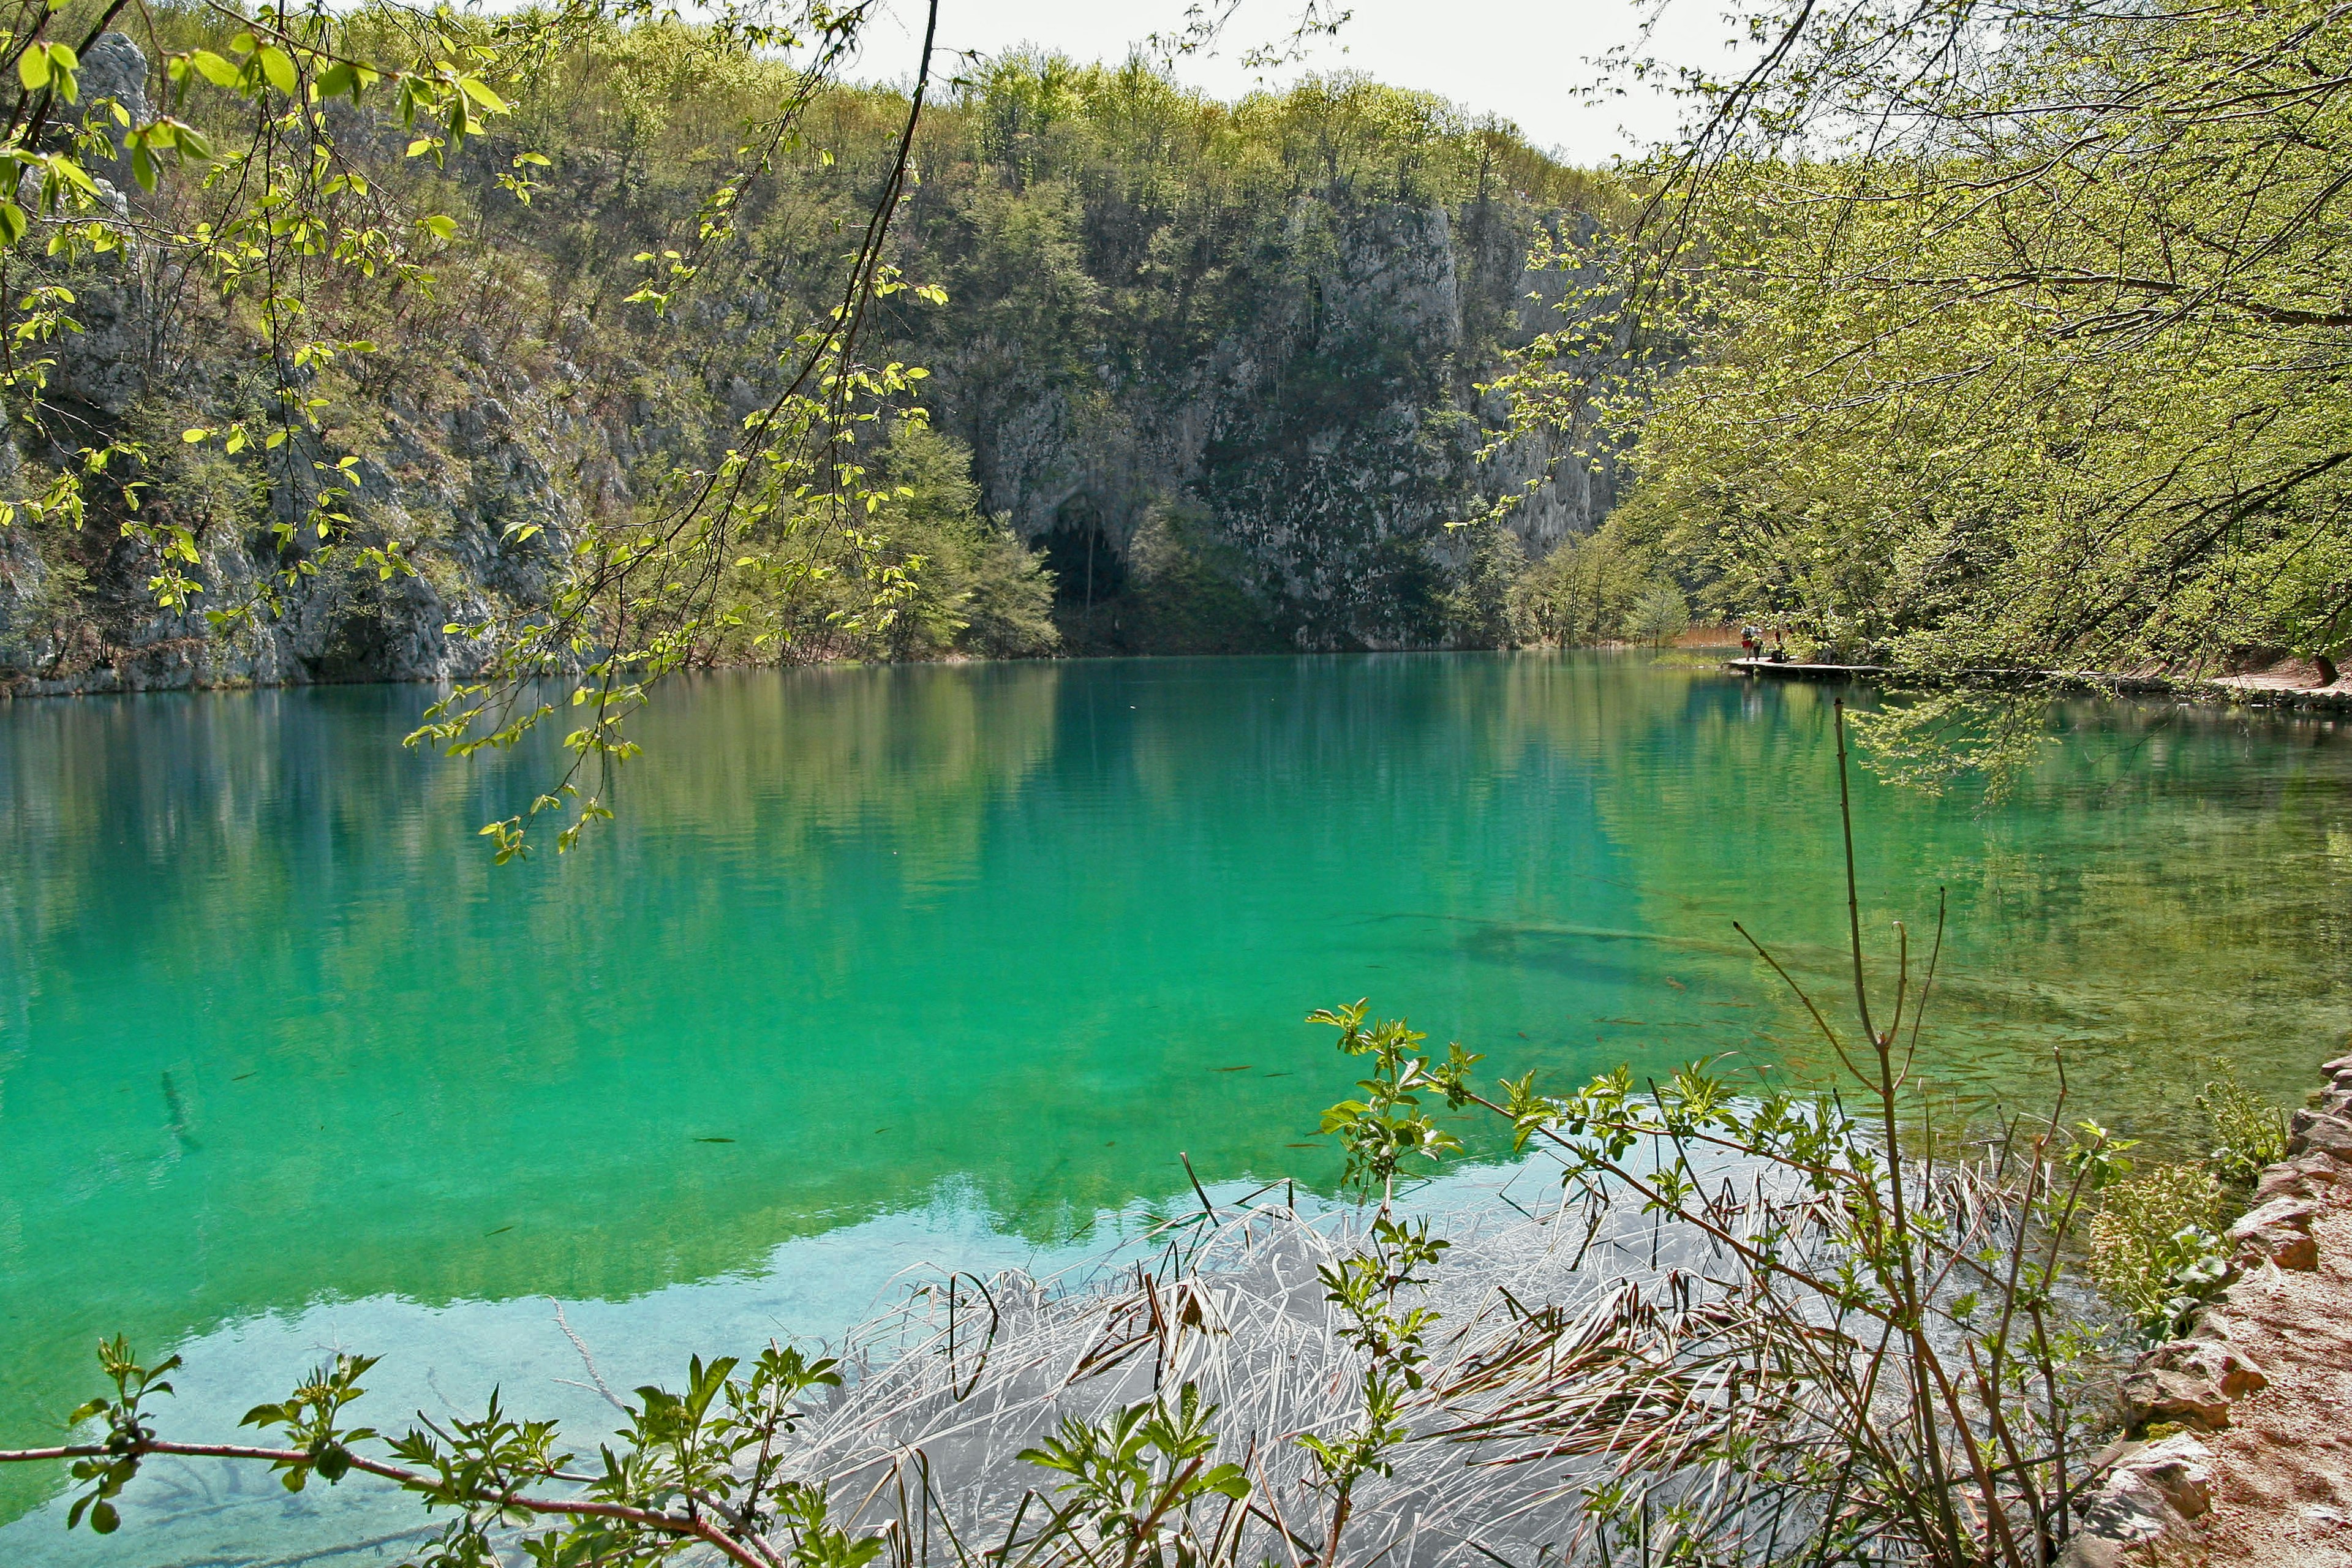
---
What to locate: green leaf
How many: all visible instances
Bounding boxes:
[189,49,239,88]
[89,1501,118,1534]
[420,213,456,239]
[457,75,507,113]
[257,46,296,97]
[0,201,24,249]
[1200,1463,1250,1498]
[18,47,49,91]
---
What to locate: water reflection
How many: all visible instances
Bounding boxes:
[3,654,2348,1547]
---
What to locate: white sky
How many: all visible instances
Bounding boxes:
[846,0,1746,167]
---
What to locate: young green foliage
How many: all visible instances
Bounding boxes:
[1019,1382,1248,1568]
[2089,1163,2230,1340]
[2197,1065,2290,1186]
[59,1337,180,1535]
[17,1333,853,1568]
[1492,0,2352,787]
[1308,1000,1481,1202]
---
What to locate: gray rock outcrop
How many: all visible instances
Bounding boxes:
[2062,1434,2216,1568]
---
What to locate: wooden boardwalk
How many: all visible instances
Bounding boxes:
[1724,658,1885,680]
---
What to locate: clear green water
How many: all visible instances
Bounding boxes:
[4,652,2350,1560]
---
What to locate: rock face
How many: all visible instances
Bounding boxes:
[2118,1367,2233,1431]
[2254,1156,2340,1202]
[2286,1110,2352,1159]
[0,377,582,695]
[2228,1197,2320,1270]
[0,158,586,698]
[77,32,148,121]
[2137,1338,2269,1400]
[919,197,1622,650]
[2062,1434,2217,1568]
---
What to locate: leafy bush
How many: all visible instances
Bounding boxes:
[1109,505,1283,655]
[1017,1383,1248,1568]
[1626,582,1690,644]
[1502,524,1689,647]
[2089,1163,2229,1337]
[2197,1066,2288,1185]
[1433,522,1523,646]
[860,422,1058,661]
[711,421,1059,664]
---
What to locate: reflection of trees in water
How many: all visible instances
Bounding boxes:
[1553,675,2352,1136]
[620,663,1066,880]
[0,669,1072,1497]
[0,666,1068,1028]
[0,688,458,974]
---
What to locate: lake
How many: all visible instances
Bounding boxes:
[3,652,2348,1562]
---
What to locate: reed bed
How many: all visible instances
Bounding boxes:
[774,1170,1836,1568]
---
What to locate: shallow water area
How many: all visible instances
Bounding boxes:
[4,651,2349,1562]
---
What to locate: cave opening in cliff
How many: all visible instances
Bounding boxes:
[1041,499,1127,610]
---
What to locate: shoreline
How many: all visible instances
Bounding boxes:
[2064,1045,2352,1564]
[0,642,1685,704]
[17,640,2352,717]
[1727,657,2352,717]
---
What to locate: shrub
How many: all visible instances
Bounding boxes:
[1113,504,1282,654]
[1503,524,1691,648]
[1503,529,1645,645]
[869,422,1060,660]
[1433,522,1523,646]
[2089,1163,2229,1337]
[2197,1066,2288,1185]
[1626,582,1690,644]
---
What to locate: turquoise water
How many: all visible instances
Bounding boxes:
[4,652,2350,1561]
